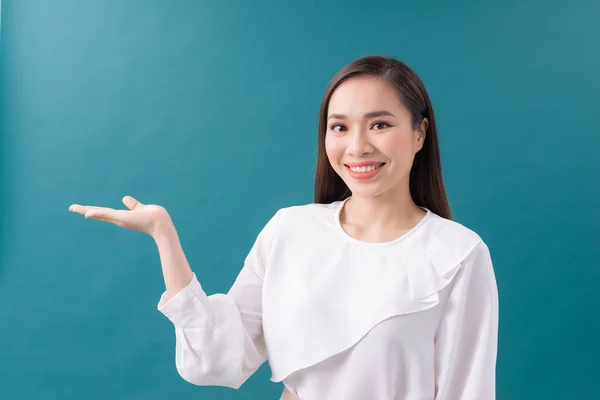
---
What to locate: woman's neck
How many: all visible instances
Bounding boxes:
[340,190,426,243]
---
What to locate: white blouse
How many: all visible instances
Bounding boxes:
[157,199,499,399]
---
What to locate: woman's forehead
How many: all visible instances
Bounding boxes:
[328,77,405,117]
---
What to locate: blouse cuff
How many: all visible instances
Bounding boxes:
[157,273,211,327]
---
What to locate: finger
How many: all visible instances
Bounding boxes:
[87,208,137,226]
[85,212,127,228]
[84,208,118,220]
[85,209,128,228]
[69,204,109,215]
[122,196,144,211]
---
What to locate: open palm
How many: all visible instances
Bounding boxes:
[69,196,170,236]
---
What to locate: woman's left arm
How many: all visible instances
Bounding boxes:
[434,241,499,400]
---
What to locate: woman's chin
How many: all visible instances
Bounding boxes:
[344,186,384,200]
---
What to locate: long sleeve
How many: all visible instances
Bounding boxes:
[157,210,281,389]
[434,241,499,400]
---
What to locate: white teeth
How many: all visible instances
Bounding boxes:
[349,164,381,173]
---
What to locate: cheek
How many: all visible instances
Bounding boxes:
[378,135,415,165]
[325,136,343,164]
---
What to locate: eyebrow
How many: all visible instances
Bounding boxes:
[327,110,396,121]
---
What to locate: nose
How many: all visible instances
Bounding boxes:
[347,129,373,156]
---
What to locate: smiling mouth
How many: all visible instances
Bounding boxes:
[345,162,385,173]
[343,162,386,180]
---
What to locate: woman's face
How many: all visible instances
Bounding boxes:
[325,76,427,200]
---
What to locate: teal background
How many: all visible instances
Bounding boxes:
[1,0,598,399]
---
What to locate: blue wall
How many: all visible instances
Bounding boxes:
[1,0,598,398]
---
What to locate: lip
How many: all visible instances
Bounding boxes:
[344,161,386,168]
[344,162,386,181]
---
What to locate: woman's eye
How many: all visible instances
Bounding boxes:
[331,124,347,132]
[372,122,390,130]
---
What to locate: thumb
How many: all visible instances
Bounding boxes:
[122,195,144,210]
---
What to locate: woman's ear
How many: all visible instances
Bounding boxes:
[416,117,428,150]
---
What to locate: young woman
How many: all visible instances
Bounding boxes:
[69,56,499,399]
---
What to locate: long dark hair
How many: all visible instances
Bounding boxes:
[314,55,452,220]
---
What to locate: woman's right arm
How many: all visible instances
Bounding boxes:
[69,196,280,388]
